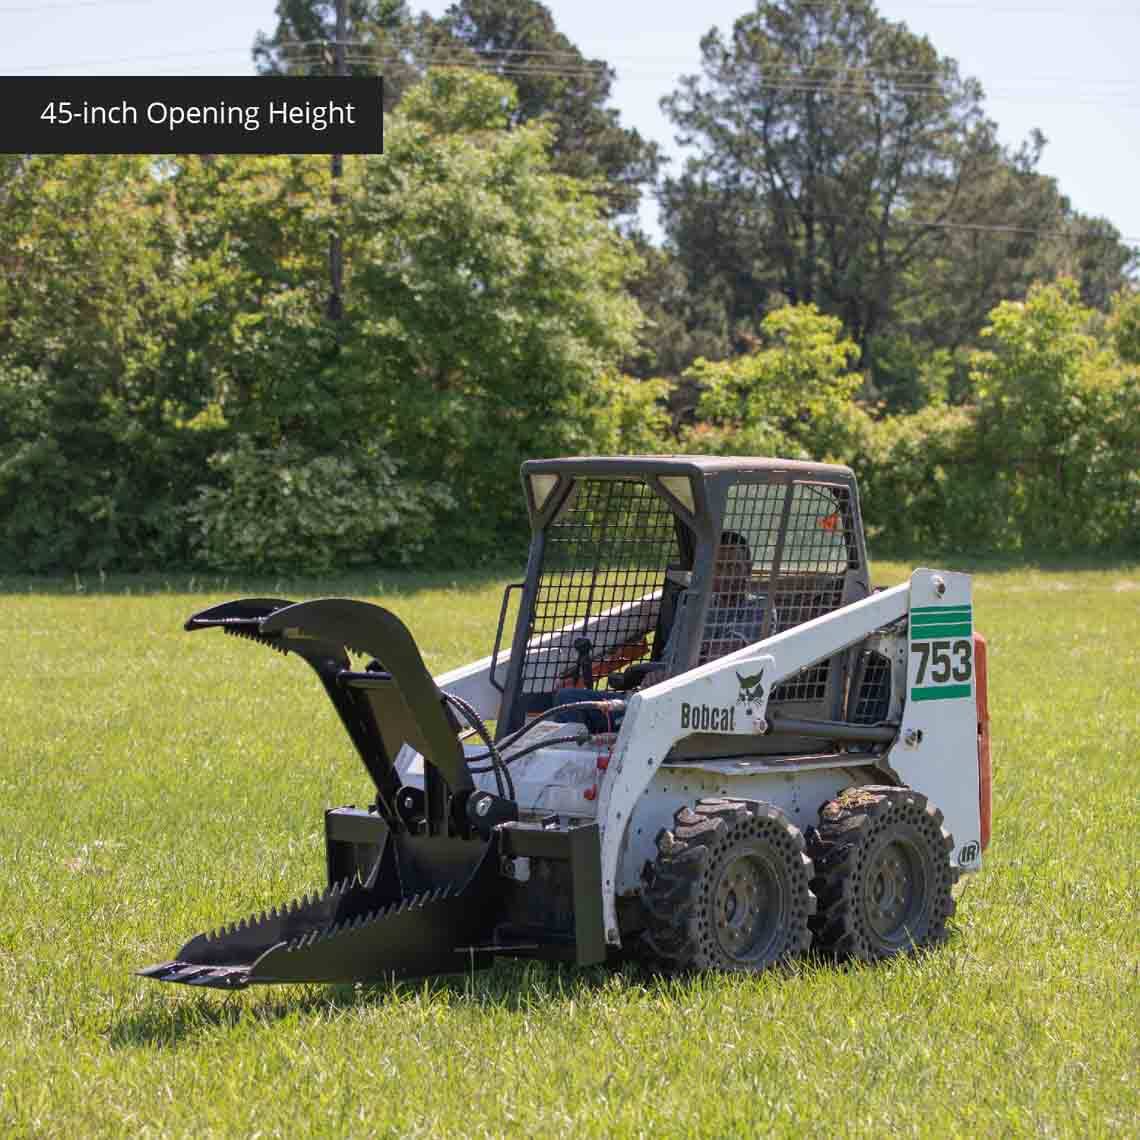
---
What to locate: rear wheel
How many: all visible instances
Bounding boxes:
[641,798,815,972]
[807,786,957,961]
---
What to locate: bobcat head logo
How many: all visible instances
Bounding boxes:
[736,668,765,709]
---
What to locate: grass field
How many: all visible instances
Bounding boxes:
[1,561,1137,1137]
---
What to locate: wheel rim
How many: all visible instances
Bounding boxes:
[863,837,927,946]
[711,849,783,963]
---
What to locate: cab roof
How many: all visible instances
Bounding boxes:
[521,455,856,483]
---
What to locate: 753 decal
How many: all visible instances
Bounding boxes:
[911,638,972,685]
[909,603,974,701]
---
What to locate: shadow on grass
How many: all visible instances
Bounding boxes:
[108,962,614,1049]
[107,953,846,1050]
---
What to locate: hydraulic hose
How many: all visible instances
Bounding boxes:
[494,698,626,752]
[465,732,587,773]
[442,692,515,801]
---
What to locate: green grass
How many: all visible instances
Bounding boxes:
[1,562,1137,1137]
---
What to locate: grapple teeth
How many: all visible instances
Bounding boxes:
[222,625,288,654]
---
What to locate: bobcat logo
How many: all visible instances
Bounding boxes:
[736,668,765,711]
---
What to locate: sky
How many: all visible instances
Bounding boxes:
[2,0,1137,249]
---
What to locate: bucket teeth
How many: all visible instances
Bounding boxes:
[284,882,455,953]
[196,877,355,943]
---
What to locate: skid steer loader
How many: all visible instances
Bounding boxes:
[139,457,992,988]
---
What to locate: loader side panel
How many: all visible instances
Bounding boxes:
[886,569,983,871]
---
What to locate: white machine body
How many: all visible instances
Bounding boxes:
[419,567,984,949]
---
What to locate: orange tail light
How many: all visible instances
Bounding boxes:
[974,632,992,850]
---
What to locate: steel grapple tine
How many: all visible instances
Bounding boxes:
[183,597,295,633]
[258,598,475,797]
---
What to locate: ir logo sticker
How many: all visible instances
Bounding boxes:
[958,841,980,866]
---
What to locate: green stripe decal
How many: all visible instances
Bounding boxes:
[911,684,972,701]
[910,624,973,639]
[912,610,972,623]
[912,605,971,615]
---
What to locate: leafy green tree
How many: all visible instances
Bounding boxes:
[659,0,1135,400]
[188,440,451,572]
[892,130,1135,366]
[862,333,952,413]
[0,73,649,572]
[342,69,645,552]
[1108,287,1140,365]
[662,0,1000,348]
[683,304,867,461]
[623,239,731,380]
[853,403,978,551]
[0,156,214,569]
[0,152,445,571]
[253,1,658,219]
[433,0,659,219]
[161,153,358,449]
[963,280,1136,551]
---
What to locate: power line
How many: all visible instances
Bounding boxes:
[276,48,1140,106]
[0,0,152,11]
[792,1,1131,10]
[9,35,1138,99]
[274,39,1140,96]
[277,38,1139,85]
[0,0,1122,11]
[6,47,251,73]
[646,190,1140,245]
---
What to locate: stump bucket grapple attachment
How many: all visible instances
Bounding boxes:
[139,597,602,989]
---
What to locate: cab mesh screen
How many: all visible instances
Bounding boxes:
[720,480,858,702]
[521,479,682,694]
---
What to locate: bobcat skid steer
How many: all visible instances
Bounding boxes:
[139,457,991,988]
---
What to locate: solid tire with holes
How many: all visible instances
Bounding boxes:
[641,798,816,972]
[807,785,957,961]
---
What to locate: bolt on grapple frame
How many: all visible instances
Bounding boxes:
[139,456,991,988]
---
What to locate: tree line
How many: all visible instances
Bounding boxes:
[1,0,1135,572]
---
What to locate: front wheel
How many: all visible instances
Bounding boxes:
[641,798,816,972]
[807,786,957,961]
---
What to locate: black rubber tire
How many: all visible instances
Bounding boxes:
[641,798,816,972]
[807,786,957,962]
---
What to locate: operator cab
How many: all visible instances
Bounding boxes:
[493,457,872,746]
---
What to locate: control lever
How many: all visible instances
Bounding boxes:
[572,637,594,689]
